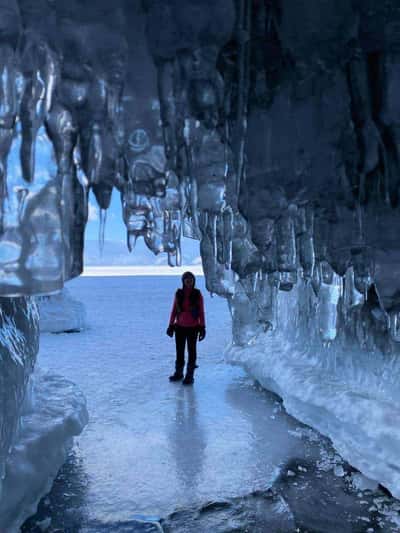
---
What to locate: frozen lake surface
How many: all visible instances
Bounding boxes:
[23,276,399,532]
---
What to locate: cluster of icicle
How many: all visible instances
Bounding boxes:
[142,0,400,356]
[0,0,126,292]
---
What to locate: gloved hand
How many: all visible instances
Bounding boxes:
[166,325,175,337]
[198,326,206,341]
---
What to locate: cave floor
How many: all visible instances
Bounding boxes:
[22,275,398,532]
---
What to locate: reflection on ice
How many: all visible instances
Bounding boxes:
[167,387,206,498]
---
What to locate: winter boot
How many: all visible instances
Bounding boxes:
[169,368,184,382]
[182,366,195,385]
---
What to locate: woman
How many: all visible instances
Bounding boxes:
[166,271,206,385]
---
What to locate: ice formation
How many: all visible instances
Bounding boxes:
[0,0,400,514]
[226,277,400,498]
[0,291,88,531]
[0,296,38,499]
[0,368,88,532]
[37,288,86,333]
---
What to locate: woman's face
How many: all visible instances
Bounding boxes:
[183,275,194,288]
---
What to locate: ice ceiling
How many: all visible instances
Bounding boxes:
[1,0,400,343]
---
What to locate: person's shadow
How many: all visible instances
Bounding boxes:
[168,385,206,498]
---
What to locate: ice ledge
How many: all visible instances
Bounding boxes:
[226,335,400,500]
[0,368,89,532]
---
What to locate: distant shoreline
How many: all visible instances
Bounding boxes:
[82,265,204,277]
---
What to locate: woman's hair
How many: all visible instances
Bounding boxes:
[181,271,196,286]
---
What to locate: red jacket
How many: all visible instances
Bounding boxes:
[169,287,205,328]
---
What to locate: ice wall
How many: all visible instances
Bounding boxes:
[0,296,38,499]
[226,272,400,498]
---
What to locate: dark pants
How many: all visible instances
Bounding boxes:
[175,326,198,376]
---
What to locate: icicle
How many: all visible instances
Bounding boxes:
[20,67,45,182]
[0,46,17,225]
[318,267,341,342]
[0,135,11,231]
[45,49,58,116]
[224,120,229,179]
[389,310,400,342]
[299,206,315,279]
[276,214,296,287]
[98,208,107,256]
[190,176,199,234]
[0,130,13,209]
[271,282,278,330]
[348,268,363,308]
[210,213,218,263]
[352,247,373,296]
[256,274,276,328]
[171,210,182,267]
[168,209,172,244]
[235,0,252,197]
[15,187,28,223]
[252,270,259,294]
[88,123,103,185]
[320,261,333,284]
[299,234,315,280]
[175,238,182,267]
[127,231,136,253]
[222,207,233,269]
[295,206,307,236]
[183,118,191,145]
[178,174,187,214]
[216,215,224,265]
[74,147,89,221]
[163,209,169,236]
[184,119,196,227]
[79,180,89,228]
[311,261,321,296]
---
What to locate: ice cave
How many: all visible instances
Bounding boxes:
[1,1,400,531]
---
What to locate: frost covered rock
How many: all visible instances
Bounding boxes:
[0,368,88,532]
[37,289,86,334]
